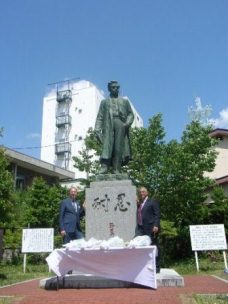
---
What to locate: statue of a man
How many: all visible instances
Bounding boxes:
[95,81,134,174]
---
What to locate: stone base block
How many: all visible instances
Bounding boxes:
[40,269,184,290]
[85,179,137,241]
[156,268,184,287]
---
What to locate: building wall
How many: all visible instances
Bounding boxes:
[205,136,228,179]
[40,95,56,164]
[123,97,143,128]
[41,80,103,179]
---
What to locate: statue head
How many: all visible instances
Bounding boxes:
[108,80,120,98]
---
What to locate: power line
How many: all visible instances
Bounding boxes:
[9,139,81,151]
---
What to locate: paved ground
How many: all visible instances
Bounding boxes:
[0,275,227,304]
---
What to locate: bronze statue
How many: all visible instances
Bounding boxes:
[95,81,134,174]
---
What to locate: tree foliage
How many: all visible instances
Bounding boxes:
[129,117,217,221]
[128,113,166,191]
[159,121,217,226]
[206,186,228,229]
[0,148,14,226]
[73,127,101,183]
[3,177,68,255]
[24,177,67,228]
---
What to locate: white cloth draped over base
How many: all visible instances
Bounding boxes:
[46,246,157,289]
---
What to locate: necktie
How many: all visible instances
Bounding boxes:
[72,201,77,212]
[137,204,143,225]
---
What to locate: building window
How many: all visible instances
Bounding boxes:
[217,136,224,141]
[16,175,25,190]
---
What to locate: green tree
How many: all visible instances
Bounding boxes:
[73,128,101,184]
[206,186,228,230]
[0,148,14,226]
[24,177,67,229]
[3,179,68,257]
[3,190,29,253]
[128,113,166,192]
[159,121,217,226]
[129,118,217,214]
[159,122,217,258]
[0,131,14,259]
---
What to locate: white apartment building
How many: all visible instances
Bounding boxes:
[41,80,143,180]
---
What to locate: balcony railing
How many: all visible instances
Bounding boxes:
[55,142,71,154]
[56,114,72,127]
[56,90,72,103]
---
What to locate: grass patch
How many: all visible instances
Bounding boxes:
[0,297,15,304]
[0,262,52,287]
[193,294,228,304]
[0,299,10,304]
[171,256,227,278]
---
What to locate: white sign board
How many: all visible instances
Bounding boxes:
[22,228,54,253]
[189,224,227,251]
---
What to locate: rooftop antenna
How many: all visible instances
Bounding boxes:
[48,77,80,92]
[188,97,212,125]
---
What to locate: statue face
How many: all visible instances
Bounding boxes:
[108,83,119,97]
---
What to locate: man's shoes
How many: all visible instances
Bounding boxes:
[67,270,72,274]
[156,268,160,273]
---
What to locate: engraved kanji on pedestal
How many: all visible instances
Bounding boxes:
[85,180,137,241]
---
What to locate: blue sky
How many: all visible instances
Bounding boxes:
[1,0,228,158]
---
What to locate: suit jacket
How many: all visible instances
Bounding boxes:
[137,198,160,236]
[59,198,85,233]
[95,97,134,162]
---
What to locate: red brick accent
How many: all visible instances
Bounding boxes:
[0,275,227,304]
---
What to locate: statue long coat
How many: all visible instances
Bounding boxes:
[95,97,134,164]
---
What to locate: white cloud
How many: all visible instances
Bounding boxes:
[209,107,228,129]
[26,132,41,139]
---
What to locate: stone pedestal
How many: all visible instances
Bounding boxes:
[40,269,185,289]
[85,179,137,241]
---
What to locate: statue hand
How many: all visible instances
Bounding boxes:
[123,122,130,129]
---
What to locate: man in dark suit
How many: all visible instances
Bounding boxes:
[135,187,161,273]
[59,186,85,244]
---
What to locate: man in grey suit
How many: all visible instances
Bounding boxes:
[135,186,161,273]
[59,186,85,244]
